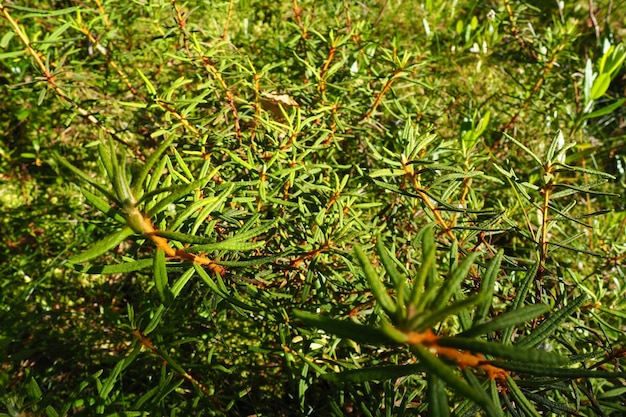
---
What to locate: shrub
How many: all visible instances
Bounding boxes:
[1,1,625,415]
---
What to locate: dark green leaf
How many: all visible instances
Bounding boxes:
[505,376,541,417]
[293,310,393,345]
[516,295,586,348]
[463,304,549,338]
[495,361,626,378]
[427,374,450,417]
[322,364,425,383]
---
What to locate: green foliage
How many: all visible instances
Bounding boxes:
[1,0,625,416]
[296,234,625,415]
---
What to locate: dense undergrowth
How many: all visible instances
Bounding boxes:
[1,1,625,416]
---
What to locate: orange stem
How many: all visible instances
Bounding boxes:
[407,329,510,381]
[127,207,226,275]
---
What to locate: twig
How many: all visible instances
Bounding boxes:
[0,2,142,157]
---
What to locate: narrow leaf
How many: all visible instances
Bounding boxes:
[192,183,235,234]
[546,130,565,163]
[99,343,142,399]
[436,336,567,365]
[474,250,504,322]
[516,295,586,348]
[193,264,260,312]
[584,98,626,119]
[215,251,292,267]
[412,294,484,332]
[489,379,503,416]
[54,153,118,203]
[554,163,616,179]
[353,245,397,316]
[502,260,539,342]
[431,252,480,310]
[71,259,152,274]
[504,134,543,167]
[428,374,450,417]
[411,344,497,414]
[68,227,134,264]
[505,376,542,417]
[134,135,176,195]
[171,267,195,298]
[1,31,14,48]
[375,235,407,288]
[493,361,626,378]
[409,226,437,308]
[81,188,127,224]
[147,175,213,217]
[136,68,157,95]
[553,180,618,198]
[153,230,216,244]
[168,192,230,231]
[322,364,425,383]
[172,147,194,181]
[375,236,407,319]
[226,218,280,242]
[143,305,166,335]
[589,72,611,100]
[154,249,173,304]
[187,240,264,252]
[97,142,115,181]
[293,310,392,345]
[463,304,549,338]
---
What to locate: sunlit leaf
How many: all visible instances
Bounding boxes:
[353,244,397,317]
[68,227,134,264]
[154,249,173,304]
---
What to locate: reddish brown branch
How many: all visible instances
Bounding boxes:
[407,329,510,381]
